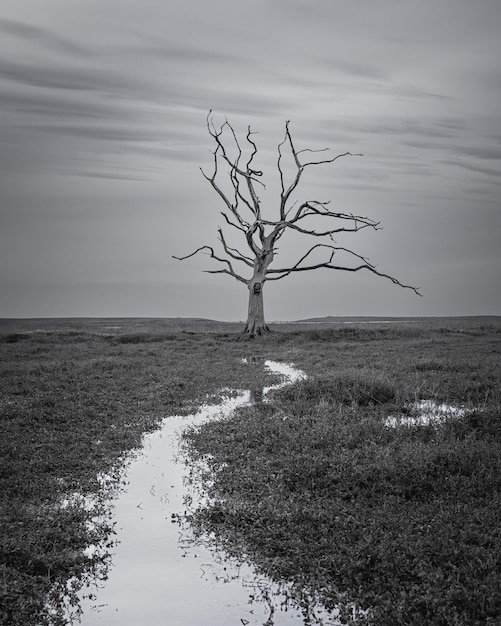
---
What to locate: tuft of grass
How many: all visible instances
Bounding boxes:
[275,374,397,407]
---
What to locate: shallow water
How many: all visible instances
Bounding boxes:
[385,399,470,427]
[75,361,342,625]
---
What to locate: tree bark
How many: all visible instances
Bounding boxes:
[243,279,270,337]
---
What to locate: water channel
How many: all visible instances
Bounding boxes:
[75,360,341,625]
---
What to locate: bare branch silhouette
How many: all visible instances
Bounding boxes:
[174,112,420,336]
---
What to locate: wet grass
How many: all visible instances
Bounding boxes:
[1,316,500,624]
[0,319,272,624]
[182,317,501,625]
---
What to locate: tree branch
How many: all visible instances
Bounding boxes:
[203,111,268,259]
[172,246,247,284]
[266,243,421,295]
[277,120,363,223]
[262,203,380,239]
[217,228,254,267]
[278,121,303,219]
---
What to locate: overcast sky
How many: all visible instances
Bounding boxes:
[1,0,500,321]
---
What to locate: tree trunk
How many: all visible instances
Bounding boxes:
[243,279,270,337]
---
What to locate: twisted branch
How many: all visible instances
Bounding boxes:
[173,246,247,284]
[174,113,421,299]
[266,243,421,294]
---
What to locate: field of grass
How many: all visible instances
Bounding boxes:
[1,316,500,625]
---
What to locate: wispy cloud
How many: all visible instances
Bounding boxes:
[0,17,91,56]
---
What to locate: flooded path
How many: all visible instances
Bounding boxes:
[76,361,342,625]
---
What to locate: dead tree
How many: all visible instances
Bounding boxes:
[174,112,420,337]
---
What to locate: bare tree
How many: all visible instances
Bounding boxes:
[174,112,420,337]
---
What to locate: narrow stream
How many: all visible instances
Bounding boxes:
[76,361,341,625]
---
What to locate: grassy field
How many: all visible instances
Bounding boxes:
[1,316,500,625]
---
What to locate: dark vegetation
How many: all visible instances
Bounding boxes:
[0,318,271,624]
[183,317,501,625]
[0,316,500,625]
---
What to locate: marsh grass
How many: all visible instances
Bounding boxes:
[182,319,501,625]
[0,319,271,625]
[1,316,500,624]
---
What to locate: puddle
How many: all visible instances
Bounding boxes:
[74,360,344,625]
[385,399,470,428]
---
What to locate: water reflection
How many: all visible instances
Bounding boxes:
[74,360,344,625]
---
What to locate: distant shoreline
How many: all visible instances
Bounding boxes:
[1,315,500,323]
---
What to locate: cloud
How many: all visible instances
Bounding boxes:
[0,58,136,93]
[0,17,91,56]
[357,119,462,140]
[442,159,501,182]
[456,146,501,161]
[0,90,115,120]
